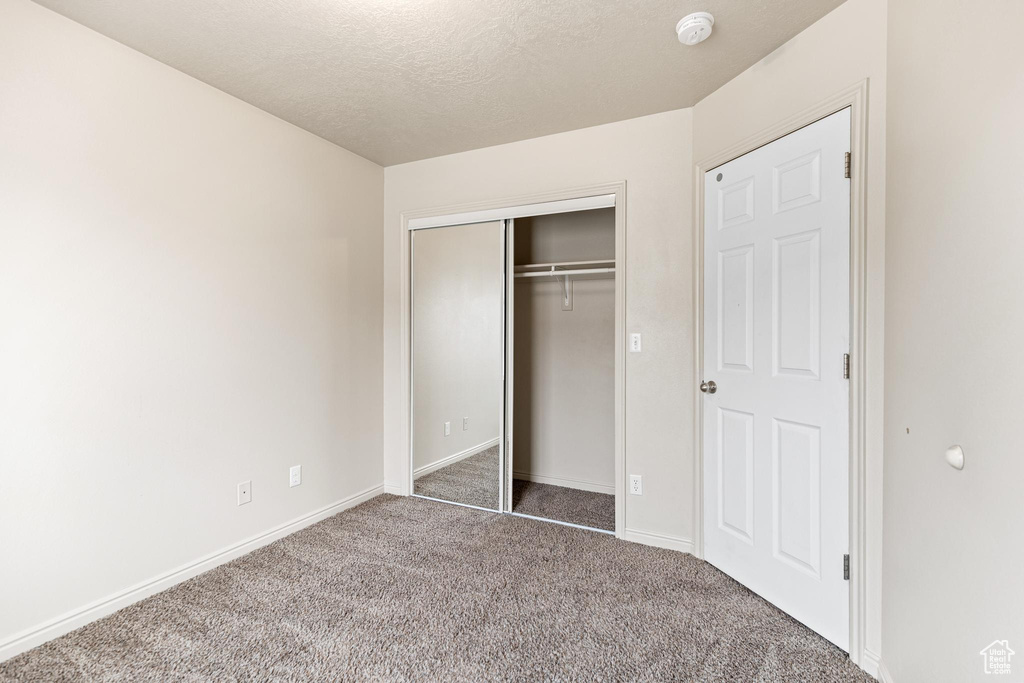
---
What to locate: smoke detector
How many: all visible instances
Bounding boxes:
[676,12,714,45]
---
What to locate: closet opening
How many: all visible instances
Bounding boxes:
[407,188,623,536]
[507,207,616,533]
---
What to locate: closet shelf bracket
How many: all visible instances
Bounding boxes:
[557,270,572,311]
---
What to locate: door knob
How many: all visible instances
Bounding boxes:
[700,380,717,394]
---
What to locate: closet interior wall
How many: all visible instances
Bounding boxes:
[512,208,616,496]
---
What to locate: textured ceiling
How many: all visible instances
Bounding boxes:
[33,0,846,165]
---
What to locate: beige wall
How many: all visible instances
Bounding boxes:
[0,0,384,655]
[883,1,1024,681]
[412,222,503,472]
[384,109,694,544]
[513,210,615,492]
[692,0,887,667]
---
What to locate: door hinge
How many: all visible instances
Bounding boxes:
[843,353,850,379]
[843,554,850,580]
[844,152,852,179]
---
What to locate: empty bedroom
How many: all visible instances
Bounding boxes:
[1,0,1021,680]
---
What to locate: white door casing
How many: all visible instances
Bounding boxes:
[702,108,851,649]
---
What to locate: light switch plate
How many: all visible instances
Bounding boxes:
[444,421,451,436]
[463,417,469,431]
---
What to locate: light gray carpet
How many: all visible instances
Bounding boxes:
[0,495,872,682]
[512,478,615,531]
[413,446,500,510]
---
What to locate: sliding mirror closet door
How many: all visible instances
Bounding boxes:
[411,221,504,510]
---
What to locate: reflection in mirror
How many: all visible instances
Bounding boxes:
[412,221,503,510]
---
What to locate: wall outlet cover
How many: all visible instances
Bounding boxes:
[237,480,252,505]
[444,421,451,436]
[629,474,643,495]
[289,465,302,487]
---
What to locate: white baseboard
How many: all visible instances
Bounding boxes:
[0,482,385,664]
[413,438,498,477]
[858,648,882,679]
[512,471,614,495]
[875,658,895,683]
[621,528,695,554]
[383,482,405,495]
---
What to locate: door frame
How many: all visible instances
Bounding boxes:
[399,182,627,535]
[691,81,869,665]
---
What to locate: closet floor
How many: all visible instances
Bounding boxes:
[512,479,615,531]
[414,449,615,531]
[413,446,500,510]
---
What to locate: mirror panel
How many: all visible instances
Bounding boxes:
[412,221,504,510]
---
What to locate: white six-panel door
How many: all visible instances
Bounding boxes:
[703,108,851,650]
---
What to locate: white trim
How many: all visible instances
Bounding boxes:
[692,79,871,670]
[860,649,882,679]
[509,511,615,535]
[613,187,627,538]
[621,528,695,554]
[413,438,500,477]
[876,659,895,683]
[512,471,615,495]
[0,483,386,663]
[384,483,404,495]
[407,193,615,230]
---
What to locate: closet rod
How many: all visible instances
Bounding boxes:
[513,267,615,278]
[514,259,614,272]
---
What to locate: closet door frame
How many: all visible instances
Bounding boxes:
[401,182,626,534]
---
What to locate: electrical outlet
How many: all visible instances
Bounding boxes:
[444,421,451,436]
[630,333,642,353]
[463,417,469,431]
[629,475,643,495]
[237,480,252,505]
[289,465,301,488]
